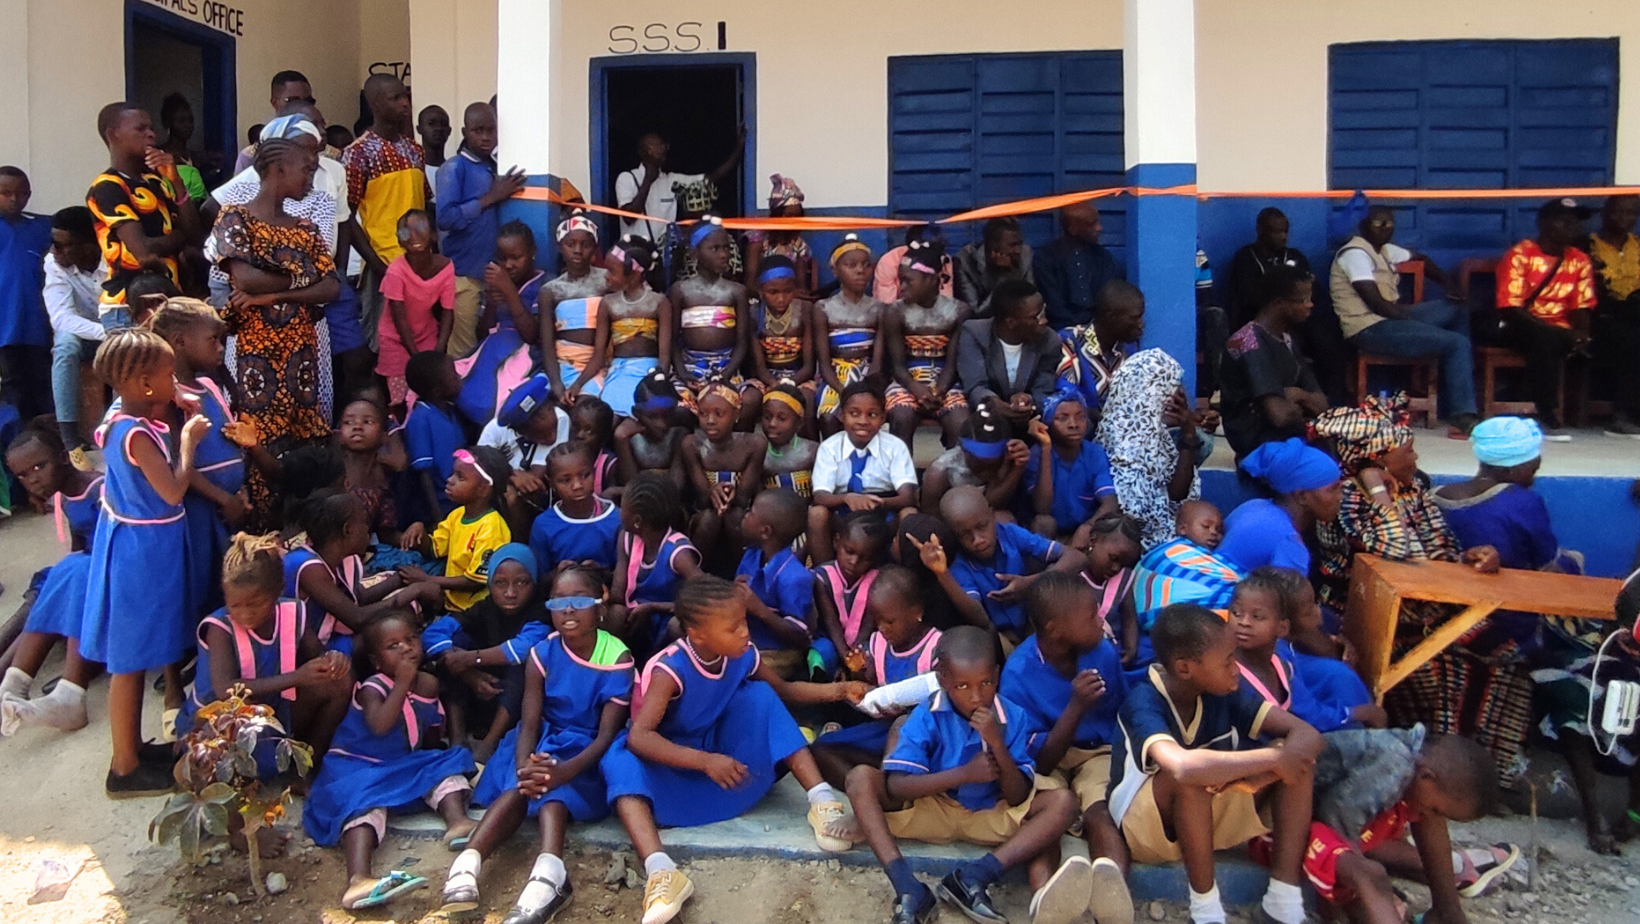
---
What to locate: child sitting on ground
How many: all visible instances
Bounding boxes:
[0,425,104,734]
[1107,603,1322,924]
[807,378,917,565]
[286,489,435,655]
[400,446,513,614]
[423,543,549,760]
[178,532,354,761]
[744,254,816,408]
[761,384,819,498]
[733,488,815,677]
[812,510,895,679]
[813,234,885,431]
[1027,393,1119,539]
[442,565,635,919]
[377,209,455,410]
[608,472,702,659]
[846,625,1088,924]
[916,484,1086,646]
[1002,571,1133,924]
[682,380,764,560]
[529,441,624,576]
[403,351,469,521]
[599,575,869,924]
[616,371,688,491]
[1074,513,1144,665]
[303,611,478,911]
[568,395,622,500]
[921,407,1029,517]
[813,565,942,786]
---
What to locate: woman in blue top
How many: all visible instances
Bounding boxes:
[1218,437,1343,576]
[442,566,634,921]
[1432,416,1576,572]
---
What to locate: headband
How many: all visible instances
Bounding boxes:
[960,437,1007,460]
[902,254,939,275]
[637,393,679,413]
[689,216,724,249]
[763,389,804,416]
[757,265,796,284]
[830,235,870,265]
[453,449,493,484]
[607,243,645,274]
[556,214,599,243]
[699,381,742,410]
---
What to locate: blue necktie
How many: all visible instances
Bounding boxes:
[847,449,871,493]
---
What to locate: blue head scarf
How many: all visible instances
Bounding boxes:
[1470,416,1542,468]
[1240,437,1340,494]
[487,543,538,587]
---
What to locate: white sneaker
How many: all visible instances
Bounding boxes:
[1543,428,1573,442]
[1029,855,1093,924]
[1087,857,1134,924]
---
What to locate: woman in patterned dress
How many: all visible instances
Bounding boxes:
[211,138,339,528]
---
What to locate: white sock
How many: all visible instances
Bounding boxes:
[644,852,678,877]
[806,782,838,805]
[1261,879,1306,924]
[2,681,88,735]
[1189,884,1225,924]
[47,680,86,706]
[516,853,566,912]
[1,667,32,699]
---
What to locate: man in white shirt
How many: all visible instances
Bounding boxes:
[614,130,746,243]
[44,207,109,448]
[806,381,918,563]
[1328,206,1477,434]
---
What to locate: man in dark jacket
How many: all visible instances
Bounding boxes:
[956,279,1061,428]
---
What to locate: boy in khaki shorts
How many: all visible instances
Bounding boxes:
[1002,571,1135,924]
[1106,604,1321,924]
[845,626,1089,924]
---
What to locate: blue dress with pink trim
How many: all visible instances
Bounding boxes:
[282,542,367,656]
[472,631,635,821]
[302,673,477,846]
[817,627,943,754]
[621,529,699,657]
[176,601,310,774]
[23,476,104,640]
[179,375,242,619]
[457,270,545,426]
[80,415,193,674]
[599,640,808,827]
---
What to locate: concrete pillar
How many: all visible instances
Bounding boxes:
[1123,0,1199,394]
[494,0,561,259]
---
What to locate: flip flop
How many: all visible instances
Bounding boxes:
[1458,843,1520,898]
[448,832,474,851]
[345,870,429,909]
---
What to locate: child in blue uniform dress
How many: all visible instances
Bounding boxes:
[811,509,894,679]
[0,424,104,735]
[403,351,467,521]
[608,472,701,660]
[286,489,434,655]
[303,611,478,911]
[178,533,354,764]
[1074,513,1145,666]
[441,566,635,921]
[919,484,1086,646]
[600,575,870,924]
[80,328,211,797]
[813,566,942,785]
[457,220,547,426]
[1002,572,1135,923]
[566,396,622,501]
[733,489,814,676]
[529,442,623,573]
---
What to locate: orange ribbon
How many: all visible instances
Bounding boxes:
[512,183,1640,233]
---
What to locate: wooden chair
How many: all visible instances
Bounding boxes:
[1345,555,1622,702]
[1352,262,1438,426]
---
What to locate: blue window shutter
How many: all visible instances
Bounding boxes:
[1329,39,1618,266]
[890,52,1125,261]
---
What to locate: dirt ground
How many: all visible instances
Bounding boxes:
[4,508,1640,924]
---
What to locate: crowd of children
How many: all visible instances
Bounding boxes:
[5,121,1640,924]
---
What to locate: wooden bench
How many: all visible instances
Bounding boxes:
[1343,554,1624,703]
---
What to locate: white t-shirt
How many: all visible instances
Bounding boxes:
[1000,340,1024,383]
[613,168,704,241]
[477,407,571,471]
[424,164,440,203]
[1337,242,1410,282]
[811,430,918,495]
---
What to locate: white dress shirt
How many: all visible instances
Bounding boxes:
[42,254,108,342]
[811,430,917,495]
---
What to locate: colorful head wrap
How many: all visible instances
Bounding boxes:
[1470,416,1543,468]
[690,214,725,249]
[830,233,871,266]
[1239,437,1340,494]
[768,173,805,210]
[556,209,599,243]
[763,385,805,417]
[1308,393,1415,470]
[488,543,539,584]
[1040,388,1084,424]
[698,380,742,411]
[608,235,657,275]
[757,254,797,284]
[260,115,323,143]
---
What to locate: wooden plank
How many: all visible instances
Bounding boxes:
[1378,602,1499,694]
[1354,556,1621,621]
[1344,562,1401,700]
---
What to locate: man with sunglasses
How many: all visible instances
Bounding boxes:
[232,71,316,174]
[1329,205,1478,438]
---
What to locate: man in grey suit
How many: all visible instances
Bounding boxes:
[956,278,1061,428]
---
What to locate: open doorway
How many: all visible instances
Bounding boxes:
[125,1,237,191]
[592,54,755,225]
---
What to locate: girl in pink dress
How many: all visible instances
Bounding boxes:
[377,209,455,408]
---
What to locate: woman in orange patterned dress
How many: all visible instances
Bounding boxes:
[209,138,339,527]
